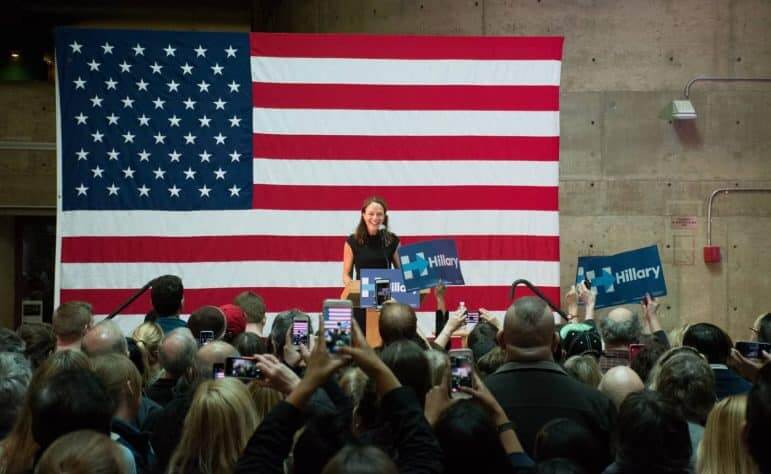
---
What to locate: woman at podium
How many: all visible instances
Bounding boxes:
[342,196,400,286]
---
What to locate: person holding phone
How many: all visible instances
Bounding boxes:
[342,196,400,286]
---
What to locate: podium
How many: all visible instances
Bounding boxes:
[340,280,429,347]
[340,281,383,347]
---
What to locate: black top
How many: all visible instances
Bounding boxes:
[346,233,400,280]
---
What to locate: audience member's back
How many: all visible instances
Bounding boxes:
[682,322,751,399]
[484,297,616,459]
[746,363,771,474]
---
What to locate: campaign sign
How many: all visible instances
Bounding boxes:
[360,269,420,308]
[399,239,465,292]
[576,245,667,309]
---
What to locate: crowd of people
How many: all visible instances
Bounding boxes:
[0,275,770,473]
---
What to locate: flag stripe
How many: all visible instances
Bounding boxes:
[252,159,558,186]
[60,260,560,289]
[251,57,561,86]
[250,33,564,60]
[61,235,560,263]
[252,108,559,136]
[252,134,560,161]
[251,83,559,111]
[59,210,560,237]
[251,184,558,211]
[63,285,561,315]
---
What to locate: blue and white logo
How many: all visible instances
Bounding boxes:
[398,239,464,292]
[576,245,666,309]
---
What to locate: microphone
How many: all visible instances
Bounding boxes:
[378,224,390,269]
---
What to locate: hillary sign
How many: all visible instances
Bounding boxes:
[576,245,667,309]
[399,239,465,292]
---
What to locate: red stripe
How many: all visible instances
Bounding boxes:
[61,235,559,263]
[252,185,558,211]
[251,83,559,111]
[253,135,559,161]
[250,33,563,60]
[61,285,560,316]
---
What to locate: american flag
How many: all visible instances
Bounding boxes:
[55,28,562,333]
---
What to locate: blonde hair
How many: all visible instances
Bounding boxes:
[564,354,602,388]
[132,322,164,385]
[168,378,258,474]
[247,383,283,424]
[91,354,142,414]
[697,395,757,474]
[0,350,92,474]
[667,323,691,348]
[36,430,127,474]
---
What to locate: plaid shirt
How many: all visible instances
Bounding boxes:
[599,348,630,373]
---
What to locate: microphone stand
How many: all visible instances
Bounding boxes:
[379,227,391,269]
[106,278,155,320]
[509,279,569,323]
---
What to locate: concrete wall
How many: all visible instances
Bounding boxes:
[1,0,770,340]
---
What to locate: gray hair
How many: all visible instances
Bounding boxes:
[159,328,198,378]
[0,352,32,432]
[600,313,642,345]
[0,328,25,353]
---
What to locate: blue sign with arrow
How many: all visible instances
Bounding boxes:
[399,239,464,292]
[576,245,667,309]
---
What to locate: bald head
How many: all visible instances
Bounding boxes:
[196,340,239,379]
[82,320,128,357]
[379,303,417,346]
[159,329,197,379]
[600,308,641,346]
[599,366,644,409]
[502,297,555,361]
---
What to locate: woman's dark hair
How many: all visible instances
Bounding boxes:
[433,400,512,474]
[16,322,55,370]
[534,418,609,473]
[294,412,353,474]
[268,310,302,358]
[322,444,397,474]
[467,321,498,361]
[615,390,691,472]
[378,340,431,406]
[535,458,588,474]
[629,341,667,385]
[232,332,266,357]
[354,196,394,246]
[126,337,146,379]
[682,323,732,364]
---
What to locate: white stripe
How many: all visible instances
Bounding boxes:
[253,159,559,187]
[60,210,559,237]
[253,108,559,137]
[61,260,560,290]
[251,57,561,86]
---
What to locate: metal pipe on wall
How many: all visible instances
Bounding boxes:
[706,187,771,245]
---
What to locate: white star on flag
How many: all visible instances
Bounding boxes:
[122,166,136,179]
[69,41,83,53]
[228,185,241,197]
[224,45,237,57]
[168,150,182,162]
[75,149,89,160]
[183,168,197,180]
[137,185,151,197]
[101,42,114,54]
[214,167,227,180]
[153,167,166,179]
[73,77,86,89]
[194,45,207,57]
[91,166,104,178]
[118,61,132,73]
[75,184,89,196]
[168,185,182,197]
[133,44,146,56]
[213,133,226,144]
[106,183,120,196]
[74,113,88,125]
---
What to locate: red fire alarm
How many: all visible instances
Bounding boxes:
[703,246,721,263]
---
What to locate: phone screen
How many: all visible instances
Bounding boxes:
[324,304,352,354]
[225,357,261,380]
[292,318,310,346]
[629,344,644,361]
[212,362,225,380]
[450,352,473,396]
[736,341,771,359]
[466,311,480,327]
[376,279,391,307]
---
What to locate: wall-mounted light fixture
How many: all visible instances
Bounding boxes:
[668,76,771,121]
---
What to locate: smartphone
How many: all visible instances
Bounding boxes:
[224,356,261,380]
[466,311,480,329]
[375,279,391,307]
[323,299,353,354]
[212,362,225,380]
[736,341,771,359]
[629,343,645,361]
[199,330,215,346]
[292,315,310,347]
[449,349,474,399]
